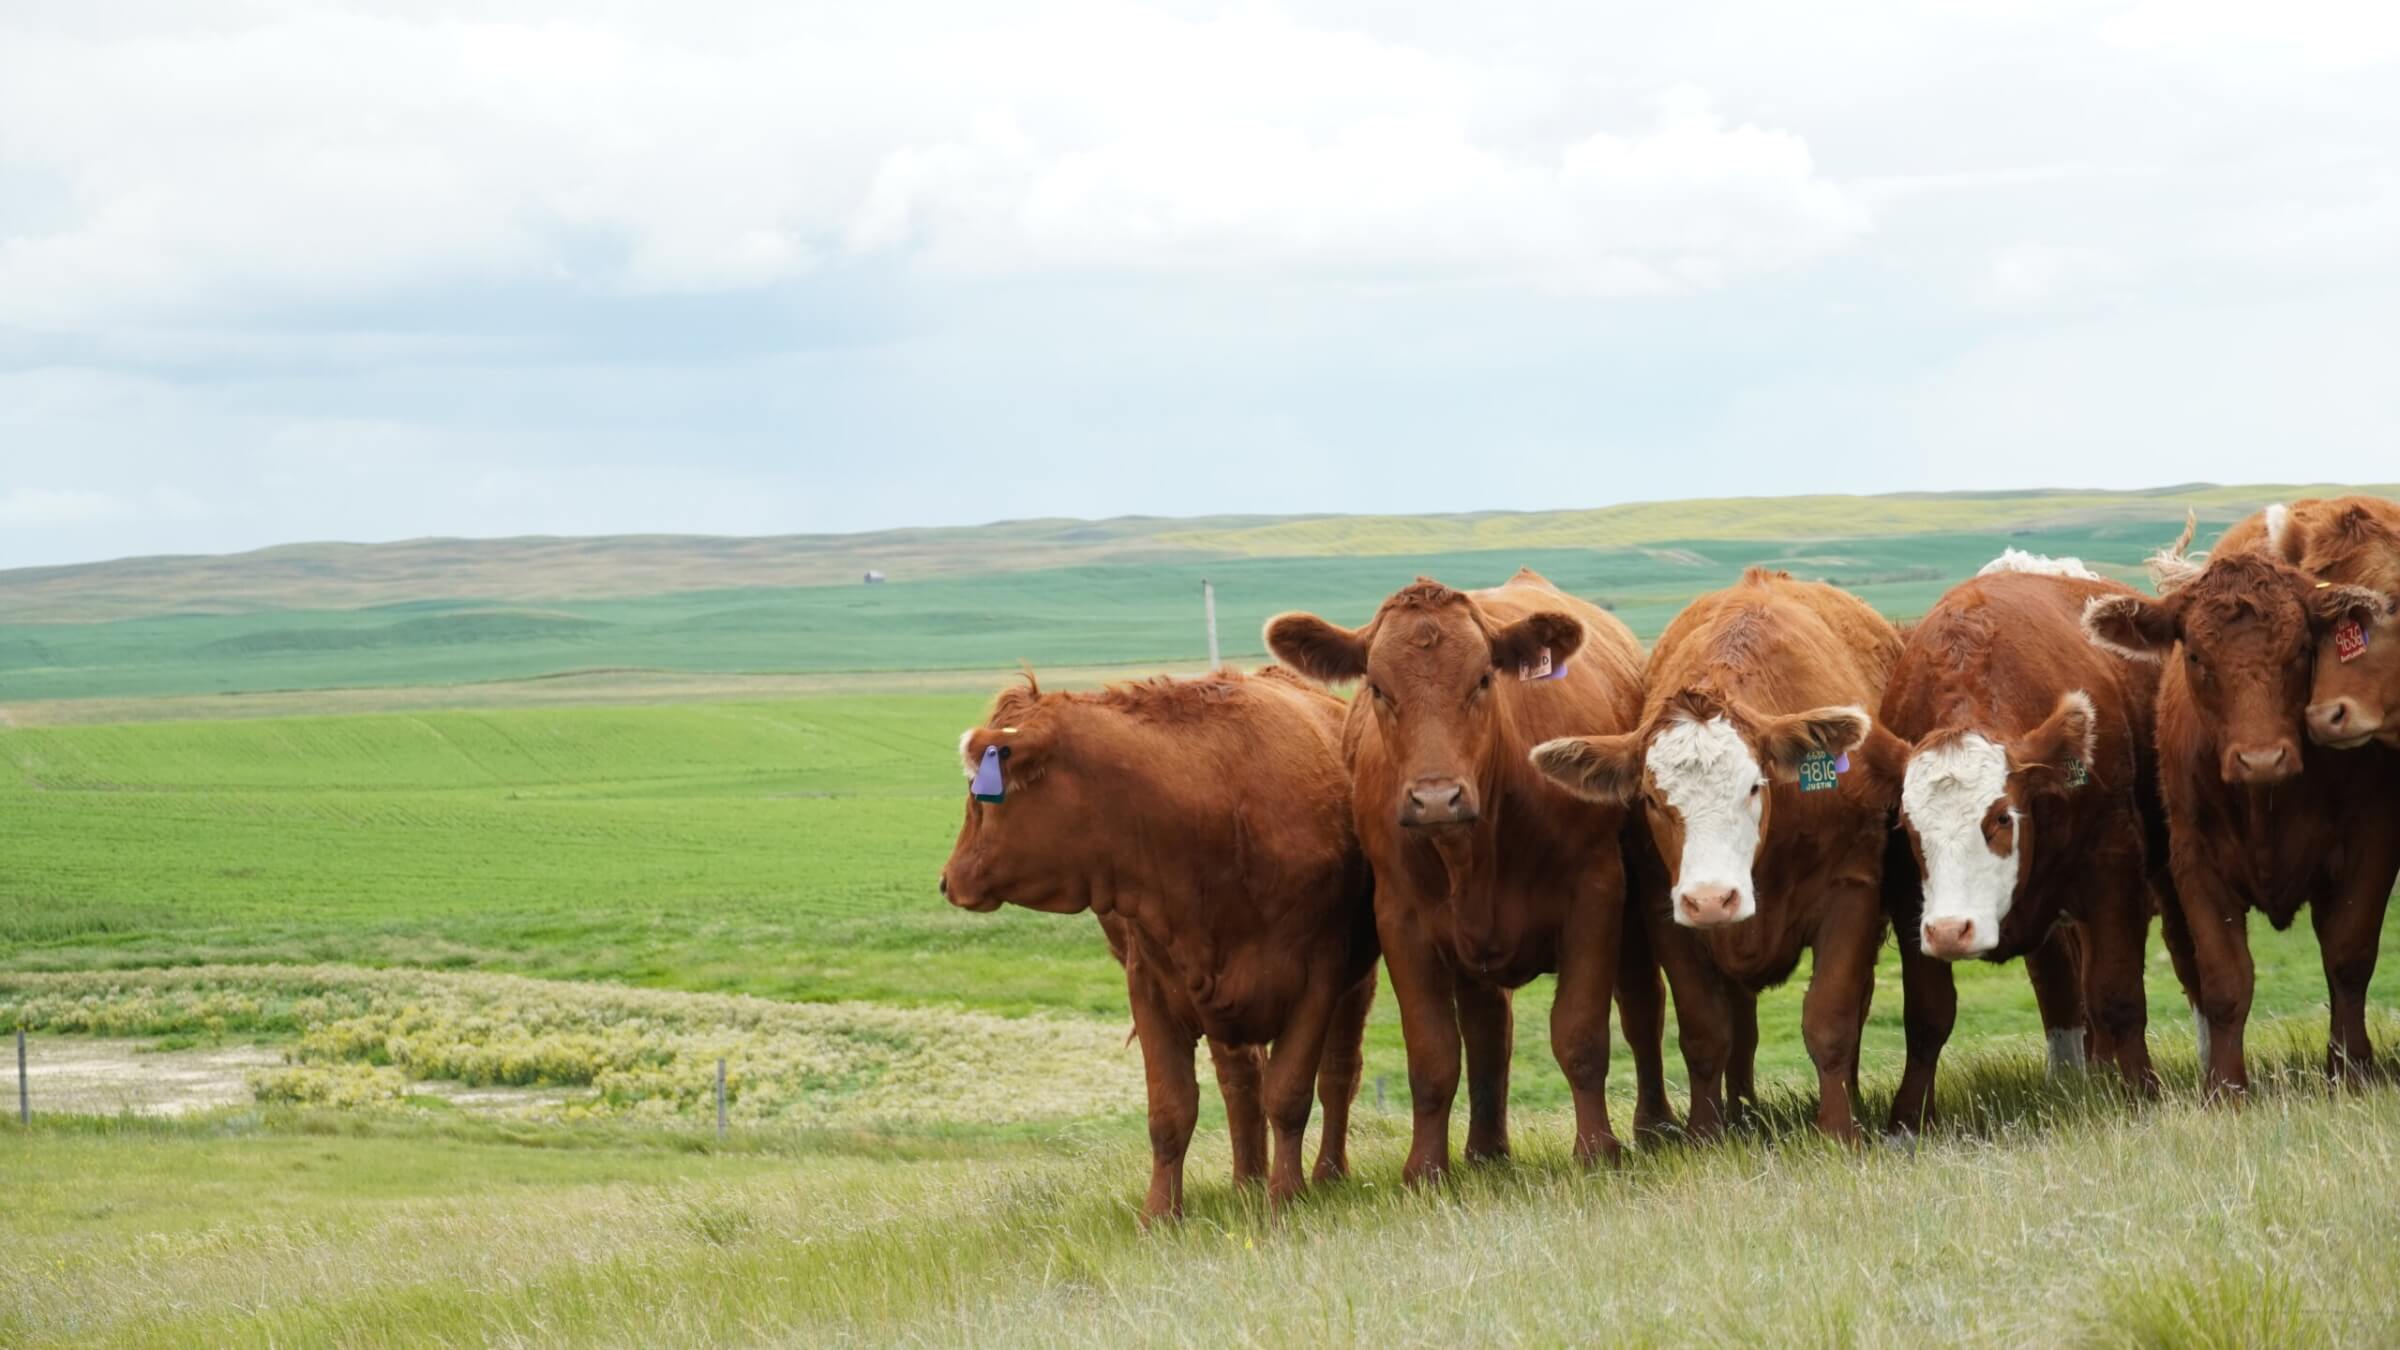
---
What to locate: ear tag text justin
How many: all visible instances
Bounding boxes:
[2335,619,2368,664]
[1798,749,1848,793]
[971,745,1010,803]
[2065,756,2089,788]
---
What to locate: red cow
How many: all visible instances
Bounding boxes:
[1532,568,1903,1141]
[1879,554,2176,1131]
[2084,521,2400,1096]
[1266,569,1672,1181]
[940,668,1377,1219]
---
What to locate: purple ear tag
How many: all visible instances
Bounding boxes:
[1518,647,1570,681]
[971,745,1009,803]
[1834,751,1851,773]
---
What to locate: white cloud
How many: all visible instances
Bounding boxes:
[0,3,1868,327]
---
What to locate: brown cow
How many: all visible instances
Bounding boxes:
[939,668,1378,1220]
[2084,525,2400,1096]
[1878,555,2175,1132]
[1265,568,1672,1181]
[1533,568,1903,1141]
[2208,497,2400,750]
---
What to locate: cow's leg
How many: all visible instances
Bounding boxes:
[1311,974,1375,1182]
[1380,918,1463,1185]
[2172,867,2255,1100]
[1552,861,1628,1166]
[1127,976,1201,1223]
[1205,1038,1268,1186]
[1655,929,1733,1140]
[1802,891,1881,1142]
[2024,927,2089,1079]
[1616,831,1678,1139]
[2312,862,2396,1088]
[1727,988,1760,1117]
[2081,852,2159,1097]
[1887,926,1957,1136]
[1258,981,1340,1209]
[1456,979,1514,1163]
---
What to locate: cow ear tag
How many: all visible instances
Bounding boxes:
[971,745,1010,803]
[2335,619,2368,663]
[1517,647,1570,681]
[1799,749,1846,793]
[2064,756,2089,788]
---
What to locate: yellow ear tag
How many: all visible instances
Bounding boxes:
[2317,581,2333,589]
[1001,727,1018,734]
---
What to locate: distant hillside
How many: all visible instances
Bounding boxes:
[5,483,2387,624]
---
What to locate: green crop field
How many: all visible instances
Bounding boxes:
[6,487,2400,1345]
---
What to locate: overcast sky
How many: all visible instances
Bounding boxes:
[3,1,2397,568]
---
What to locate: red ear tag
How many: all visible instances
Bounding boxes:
[2335,620,2368,664]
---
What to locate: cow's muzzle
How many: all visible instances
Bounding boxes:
[1400,777,1479,828]
[2306,697,2383,749]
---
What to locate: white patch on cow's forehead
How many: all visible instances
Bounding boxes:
[1902,734,2009,824]
[1648,715,1758,800]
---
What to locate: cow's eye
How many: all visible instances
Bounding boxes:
[1367,683,1388,703]
[1475,671,1492,694]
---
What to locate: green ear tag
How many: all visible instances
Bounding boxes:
[2065,757,2089,788]
[1798,749,1844,793]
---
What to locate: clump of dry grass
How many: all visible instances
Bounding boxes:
[0,965,1144,1127]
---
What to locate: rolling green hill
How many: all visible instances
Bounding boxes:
[0,517,2259,706]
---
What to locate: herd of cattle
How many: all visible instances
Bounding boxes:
[938,496,2400,1220]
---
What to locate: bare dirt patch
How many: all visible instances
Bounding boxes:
[20,1039,279,1116]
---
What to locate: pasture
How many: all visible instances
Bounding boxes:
[7,493,2400,1344]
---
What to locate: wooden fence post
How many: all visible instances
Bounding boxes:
[715,1058,727,1142]
[16,1029,26,1126]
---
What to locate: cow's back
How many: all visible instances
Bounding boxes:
[1884,571,2154,755]
[1649,568,1901,718]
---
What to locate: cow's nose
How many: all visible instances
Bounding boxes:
[2225,742,2297,784]
[1400,778,1478,827]
[1921,917,1983,959]
[938,873,950,898]
[1675,885,1742,928]
[2307,698,2379,746]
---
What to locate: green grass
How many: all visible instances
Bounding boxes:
[0,516,2275,703]
[5,1041,2397,1347]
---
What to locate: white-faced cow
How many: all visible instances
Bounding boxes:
[1533,568,1905,1141]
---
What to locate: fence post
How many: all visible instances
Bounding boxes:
[17,1029,26,1126]
[1202,580,1221,672]
[1374,1074,1386,1113]
[715,1058,727,1142]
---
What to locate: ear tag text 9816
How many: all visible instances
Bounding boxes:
[971,745,1010,803]
[1798,749,1848,793]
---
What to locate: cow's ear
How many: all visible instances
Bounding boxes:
[1530,732,1645,804]
[1756,705,1872,782]
[2082,594,2178,662]
[2303,581,2397,632]
[1489,611,1584,677]
[1852,722,1914,786]
[1264,612,1368,685]
[2009,691,2097,795]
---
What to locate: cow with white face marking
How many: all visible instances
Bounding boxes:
[1532,568,1905,1141]
[1879,558,2180,1133]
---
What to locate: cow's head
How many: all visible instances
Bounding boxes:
[1266,580,1582,829]
[939,679,1087,915]
[2270,502,2400,750]
[2083,551,2377,784]
[2305,587,2400,748]
[1529,691,1892,928]
[1895,692,2096,959]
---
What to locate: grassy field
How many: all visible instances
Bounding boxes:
[6,1046,2398,1346]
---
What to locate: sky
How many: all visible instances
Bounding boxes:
[2,1,2397,569]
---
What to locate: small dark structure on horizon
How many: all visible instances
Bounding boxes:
[863,570,888,585]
